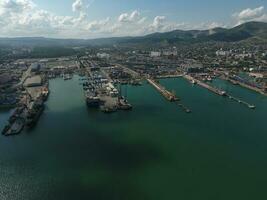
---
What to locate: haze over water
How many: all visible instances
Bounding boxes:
[0,76,266,200]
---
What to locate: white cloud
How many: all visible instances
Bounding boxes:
[129,10,140,21]
[0,1,227,38]
[151,16,166,31]
[236,6,264,20]
[118,13,128,22]
[87,17,110,32]
[0,0,101,38]
[137,17,146,24]
[2,2,267,39]
[118,10,140,23]
[72,0,83,12]
[233,6,267,25]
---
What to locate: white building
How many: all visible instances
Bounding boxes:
[162,50,178,56]
[97,53,110,59]
[150,51,161,57]
[216,50,230,56]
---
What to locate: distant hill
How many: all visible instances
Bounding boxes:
[209,21,267,42]
[117,21,267,44]
[0,21,266,47]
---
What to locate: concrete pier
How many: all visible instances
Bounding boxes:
[226,94,256,109]
[147,79,178,101]
[183,75,256,109]
[222,76,267,96]
[184,75,226,96]
[147,78,191,113]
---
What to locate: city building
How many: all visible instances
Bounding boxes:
[30,63,41,73]
[24,76,42,87]
[150,51,161,57]
[97,53,110,59]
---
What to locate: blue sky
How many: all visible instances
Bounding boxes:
[0,0,267,38]
[34,0,267,21]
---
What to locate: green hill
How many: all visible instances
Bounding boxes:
[0,21,267,47]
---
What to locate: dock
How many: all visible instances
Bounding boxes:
[222,76,267,96]
[116,64,140,78]
[184,75,226,96]
[176,102,191,113]
[183,75,256,110]
[147,78,191,113]
[156,74,184,79]
[226,94,256,109]
[147,79,178,101]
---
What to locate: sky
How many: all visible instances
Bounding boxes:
[0,0,267,39]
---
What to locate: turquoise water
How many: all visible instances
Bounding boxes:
[0,76,266,200]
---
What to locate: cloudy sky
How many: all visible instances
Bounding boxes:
[0,0,267,39]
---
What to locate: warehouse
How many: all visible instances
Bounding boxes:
[24,75,42,87]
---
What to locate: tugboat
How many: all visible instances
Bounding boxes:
[249,105,256,109]
[191,80,197,85]
[220,91,227,96]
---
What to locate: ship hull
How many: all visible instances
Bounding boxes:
[86,99,101,108]
[26,106,45,128]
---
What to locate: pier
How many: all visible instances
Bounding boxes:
[147,78,178,101]
[147,78,191,113]
[176,102,191,113]
[222,76,267,96]
[183,75,256,110]
[184,75,226,96]
[226,94,256,109]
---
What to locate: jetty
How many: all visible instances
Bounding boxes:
[183,75,256,110]
[184,75,226,96]
[223,76,267,96]
[147,78,178,101]
[226,94,256,109]
[147,78,191,113]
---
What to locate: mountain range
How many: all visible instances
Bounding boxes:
[0,21,267,47]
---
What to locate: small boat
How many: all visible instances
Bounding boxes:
[191,80,197,85]
[207,77,212,82]
[220,91,227,96]
[186,109,191,113]
[249,105,256,109]
[42,87,50,101]
[63,74,72,80]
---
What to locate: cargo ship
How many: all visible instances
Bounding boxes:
[85,90,102,108]
[25,99,45,128]
[2,117,25,136]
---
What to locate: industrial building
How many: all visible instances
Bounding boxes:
[24,76,43,87]
[150,51,161,57]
